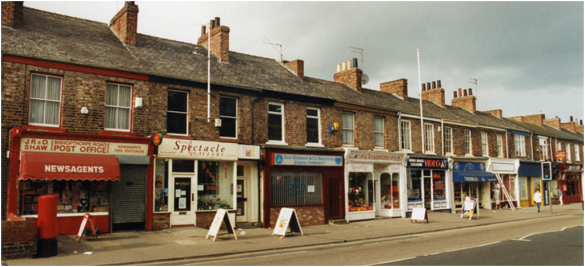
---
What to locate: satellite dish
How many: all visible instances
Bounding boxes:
[361,74,369,85]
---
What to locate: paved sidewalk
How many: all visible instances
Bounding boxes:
[4,203,583,266]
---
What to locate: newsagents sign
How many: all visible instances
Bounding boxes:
[272,153,343,167]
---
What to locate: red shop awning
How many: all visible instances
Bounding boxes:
[18,152,121,181]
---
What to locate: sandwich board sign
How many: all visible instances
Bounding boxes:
[76,213,98,241]
[206,209,237,242]
[410,207,428,223]
[461,197,477,220]
[272,208,303,238]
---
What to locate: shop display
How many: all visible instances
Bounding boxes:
[19,180,109,215]
[197,161,234,210]
[348,172,373,212]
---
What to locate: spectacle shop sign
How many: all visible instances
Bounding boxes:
[157,138,238,161]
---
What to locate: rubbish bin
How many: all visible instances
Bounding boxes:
[37,194,58,257]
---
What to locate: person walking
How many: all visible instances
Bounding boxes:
[533,189,542,213]
[557,187,564,205]
[492,183,501,212]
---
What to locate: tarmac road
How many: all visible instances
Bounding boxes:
[139,215,583,266]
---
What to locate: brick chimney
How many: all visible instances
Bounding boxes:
[334,58,362,92]
[110,1,139,46]
[522,114,545,126]
[543,116,561,130]
[577,120,584,133]
[197,17,230,63]
[561,117,577,132]
[485,109,503,118]
[2,1,24,27]
[451,88,476,113]
[284,60,304,79]
[421,80,445,107]
[380,78,408,100]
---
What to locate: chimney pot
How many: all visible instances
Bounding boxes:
[427,82,431,91]
[432,81,436,89]
[422,83,426,91]
[197,17,230,62]
[437,80,442,88]
[570,116,573,122]
[210,20,215,29]
[463,89,468,96]
[352,58,358,69]
[581,120,583,125]
[215,17,220,27]
[347,60,352,69]
[337,64,341,73]
[453,91,457,99]
[201,25,206,36]
[341,62,347,71]
[468,88,473,95]
[458,88,462,97]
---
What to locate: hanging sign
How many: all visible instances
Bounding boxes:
[272,208,303,238]
[555,151,567,161]
[410,207,428,223]
[76,213,98,241]
[460,197,477,220]
[206,209,237,242]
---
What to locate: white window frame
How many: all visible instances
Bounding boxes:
[219,96,238,139]
[374,116,384,149]
[424,123,435,154]
[566,143,572,162]
[515,134,526,157]
[306,107,322,147]
[167,89,189,136]
[105,83,132,132]
[342,112,355,147]
[464,129,472,156]
[575,144,581,162]
[401,120,412,152]
[29,73,62,127]
[481,132,488,157]
[497,134,504,158]
[444,126,453,155]
[267,102,287,145]
[539,137,549,161]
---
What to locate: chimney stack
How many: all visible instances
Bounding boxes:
[451,87,476,113]
[380,78,408,100]
[2,1,23,27]
[517,114,545,126]
[110,1,139,46]
[198,17,230,63]
[284,59,304,79]
[561,117,577,132]
[421,80,446,107]
[485,109,503,118]
[543,116,561,130]
[334,58,362,92]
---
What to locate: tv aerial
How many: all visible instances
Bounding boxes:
[351,47,368,85]
[263,37,284,62]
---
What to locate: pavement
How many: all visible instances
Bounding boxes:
[3,203,583,266]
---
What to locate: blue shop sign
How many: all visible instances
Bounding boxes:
[453,161,496,182]
[273,153,343,167]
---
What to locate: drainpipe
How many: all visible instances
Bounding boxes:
[251,96,263,226]
[441,118,445,156]
[530,133,534,161]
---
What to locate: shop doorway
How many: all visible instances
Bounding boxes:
[328,178,344,219]
[423,173,432,209]
[170,174,196,226]
[236,179,248,222]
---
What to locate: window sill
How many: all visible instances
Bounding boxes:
[217,138,242,143]
[374,148,388,152]
[305,143,325,148]
[424,151,437,156]
[23,125,66,132]
[266,141,288,146]
[165,134,191,140]
[100,130,136,136]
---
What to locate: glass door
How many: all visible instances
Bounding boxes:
[170,174,196,226]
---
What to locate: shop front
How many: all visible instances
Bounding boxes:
[406,156,449,212]
[7,127,152,235]
[346,150,406,221]
[517,161,542,208]
[235,144,261,226]
[487,158,519,208]
[154,138,238,228]
[452,160,496,211]
[559,164,583,204]
[263,147,344,227]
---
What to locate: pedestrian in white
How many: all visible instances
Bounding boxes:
[493,183,501,212]
[557,187,564,205]
[533,189,542,213]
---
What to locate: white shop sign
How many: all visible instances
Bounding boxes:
[348,163,373,173]
[238,145,260,160]
[158,138,238,160]
[21,138,148,156]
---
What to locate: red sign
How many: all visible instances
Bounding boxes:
[18,152,121,181]
[555,151,567,161]
[151,133,163,146]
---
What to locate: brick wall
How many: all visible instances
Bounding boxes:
[380,79,408,100]
[333,68,362,92]
[1,1,23,27]
[1,216,37,260]
[452,95,477,113]
[269,206,325,228]
[152,213,169,230]
[109,1,138,46]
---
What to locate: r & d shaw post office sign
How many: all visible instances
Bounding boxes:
[20,137,148,156]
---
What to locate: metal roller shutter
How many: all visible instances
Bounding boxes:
[112,165,146,225]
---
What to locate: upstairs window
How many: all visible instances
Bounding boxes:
[575,144,581,162]
[105,83,131,131]
[306,107,321,145]
[401,120,412,151]
[374,116,384,148]
[481,132,488,156]
[464,129,472,155]
[219,97,237,139]
[167,90,188,135]
[424,124,434,153]
[515,134,526,157]
[268,103,285,143]
[444,127,453,154]
[342,113,355,146]
[539,137,549,161]
[497,134,504,157]
[29,74,62,127]
[566,143,572,162]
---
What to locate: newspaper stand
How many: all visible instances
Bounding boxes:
[76,213,98,241]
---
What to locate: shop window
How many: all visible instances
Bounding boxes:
[497,134,504,157]
[380,173,400,209]
[444,127,453,154]
[519,177,527,200]
[197,161,234,210]
[374,116,384,148]
[306,108,321,145]
[155,159,169,212]
[464,129,472,155]
[105,83,131,131]
[167,90,188,135]
[271,171,322,206]
[219,97,238,139]
[19,180,109,215]
[268,103,285,143]
[432,171,446,200]
[29,74,62,127]
[348,172,373,212]
[407,170,422,201]
[401,120,412,151]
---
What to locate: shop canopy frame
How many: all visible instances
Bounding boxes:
[18,151,121,181]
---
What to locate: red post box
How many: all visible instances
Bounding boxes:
[37,194,58,257]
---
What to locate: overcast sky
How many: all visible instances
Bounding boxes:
[25,1,584,124]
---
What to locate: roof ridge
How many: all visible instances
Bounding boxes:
[24,6,108,27]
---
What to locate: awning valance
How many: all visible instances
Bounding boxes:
[19,152,121,181]
[453,170,497,182]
